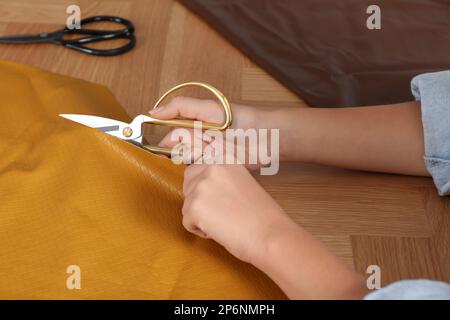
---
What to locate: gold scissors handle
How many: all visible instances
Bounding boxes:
[141,82,233,156]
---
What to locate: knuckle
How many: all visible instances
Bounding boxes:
[189,196,203,214]
[184,166,194,178]
[187,189,201,205]
[171,128,189,142]
[203,165,215,176]
[169,96,187,107]
[182,181,190,194]
[205,99,217,107]
[194,180,208,194]
[181,215,192,230]
[181,199,191,215]
[205,164,221,176]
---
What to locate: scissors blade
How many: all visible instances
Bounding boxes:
[0,32,54,43]
[59,114,131,139]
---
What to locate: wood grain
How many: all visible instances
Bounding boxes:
[0,0,448,291]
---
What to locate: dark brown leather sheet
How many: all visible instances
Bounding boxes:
[180,0,450,107]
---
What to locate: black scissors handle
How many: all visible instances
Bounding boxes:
[0,16,136,57]
[61,16,136,56]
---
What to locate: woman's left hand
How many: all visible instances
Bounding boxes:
[182,163,294,264]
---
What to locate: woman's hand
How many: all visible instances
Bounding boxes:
[182,162,294,264]
[150,97,281,168]
[152,97,429,176]
[182,162,367,299]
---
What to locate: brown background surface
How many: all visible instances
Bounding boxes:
[0,0,448,291]
[180,0,450,108]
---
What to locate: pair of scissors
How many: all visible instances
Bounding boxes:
[60,82,233,156]
[0,16,135,56]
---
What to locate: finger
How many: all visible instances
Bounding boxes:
[184,163,208,183]
[191,226,208,238]
[159,129,210,164]
[149,96,225,123]
[183,169,208,197]
[159,128,210,151]
[158,128,194,148]
[181,204,208,238]
[201,131,226,163]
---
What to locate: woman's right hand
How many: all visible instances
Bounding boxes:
[150,96,270,168]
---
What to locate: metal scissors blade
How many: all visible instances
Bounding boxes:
[59,114,143,142]
[60,113,178,155]
[0,32,58,43]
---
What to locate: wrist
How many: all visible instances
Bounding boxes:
[231,105,301,162]
[249,214,299,271]
[250,215,368,299]
[230,103,261,130]
[260,107,321,163]
[281,107,323,163]
[229,104,322,164]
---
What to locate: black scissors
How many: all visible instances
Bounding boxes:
[0,16,136,57]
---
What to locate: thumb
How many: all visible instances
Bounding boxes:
[149,96,225,123]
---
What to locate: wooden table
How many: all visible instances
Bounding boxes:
[0,0,448,289]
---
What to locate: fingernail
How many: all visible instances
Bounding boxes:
[149,107,162,114]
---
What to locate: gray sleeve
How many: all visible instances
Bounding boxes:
[364,73,450,299]
[364,279,450,300]
[411,71,450,196]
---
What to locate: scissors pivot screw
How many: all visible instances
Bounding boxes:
[122,127,133,137]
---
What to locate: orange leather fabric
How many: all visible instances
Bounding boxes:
[0,60,284,299]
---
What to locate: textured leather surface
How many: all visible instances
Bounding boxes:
[0,60,284,299]
[180,0,450,108]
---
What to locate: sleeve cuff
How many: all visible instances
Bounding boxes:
[364,279,450,300]
[411,71,450,196]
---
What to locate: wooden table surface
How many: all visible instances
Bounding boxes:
[0,0,448,290]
